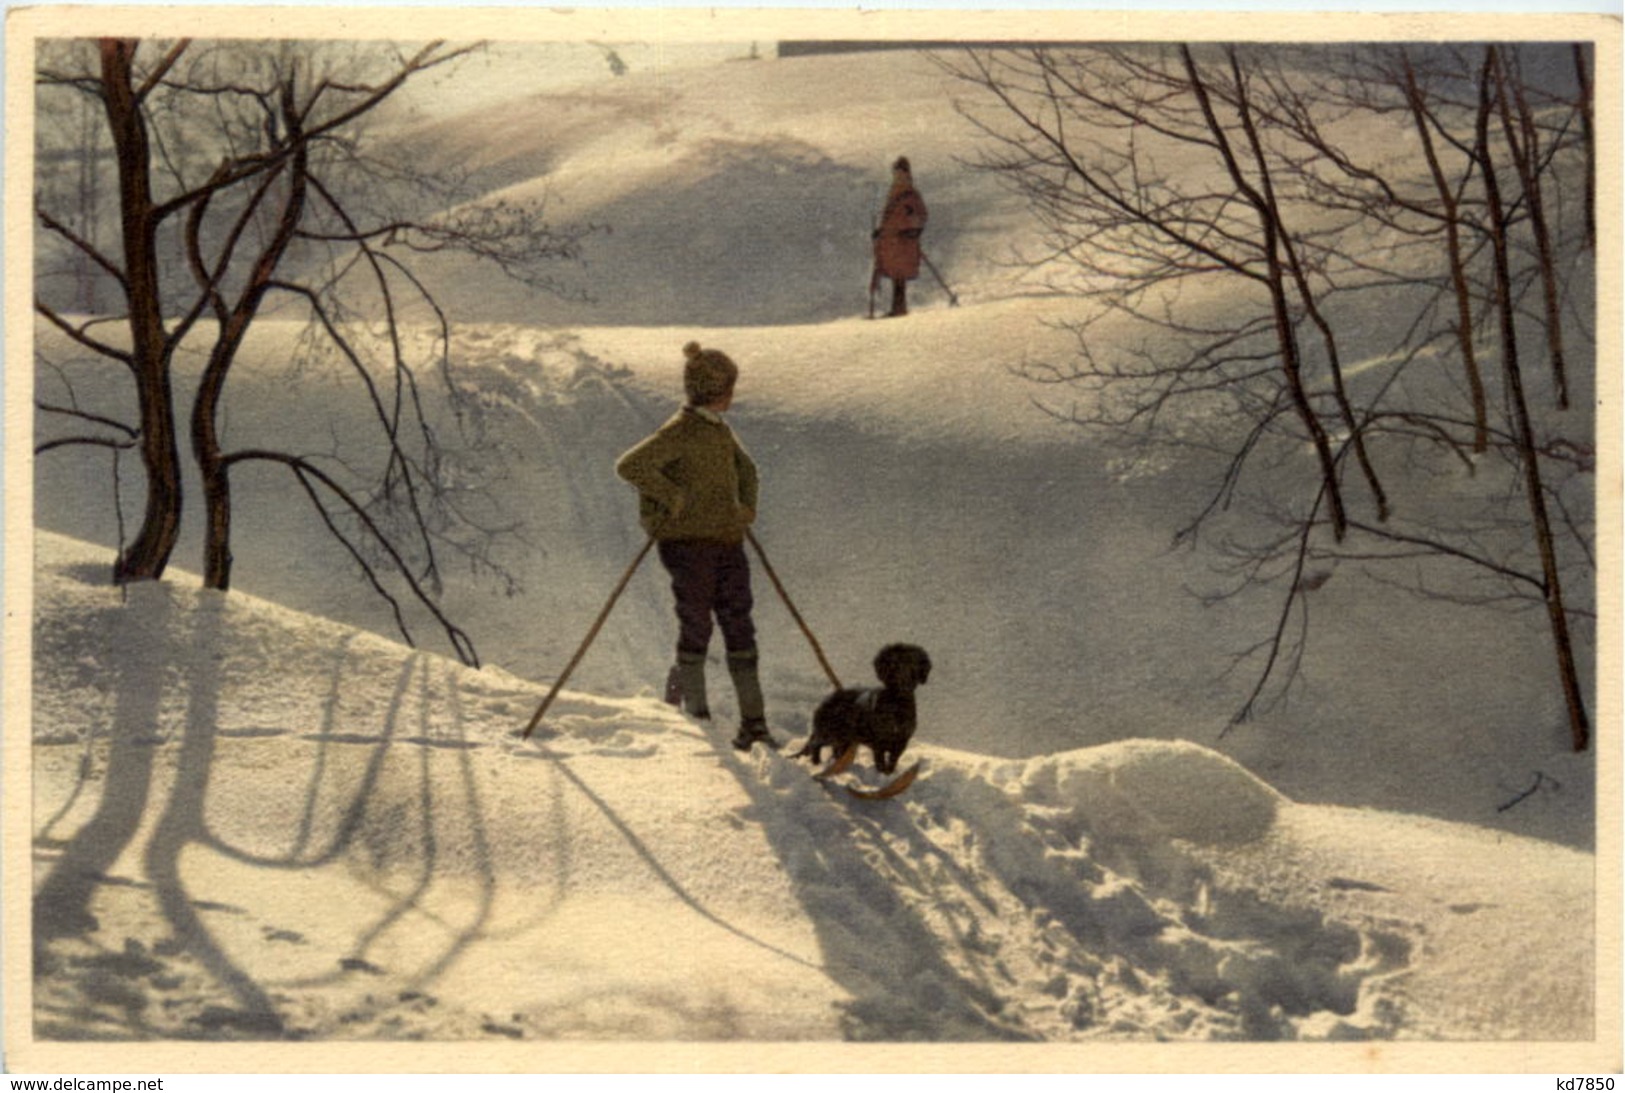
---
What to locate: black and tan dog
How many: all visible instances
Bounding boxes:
[795,644,932,775]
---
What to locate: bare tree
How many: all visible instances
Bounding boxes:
[1399,47,1491,452]
[36,38,592,663]
[941,42,1594,747]
[1473,45,1589,749]
[1292,43,1593,749]
[945,46,1409,538]
[1492,47,1571,410]
[35,41,187,585]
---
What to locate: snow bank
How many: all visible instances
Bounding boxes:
[1019,740,1283,846]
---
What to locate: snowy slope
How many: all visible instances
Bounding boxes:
[29,531,1596,1043]
[34,301,1594,852]
[388,50,1041,328]
[22,40,1608,1057]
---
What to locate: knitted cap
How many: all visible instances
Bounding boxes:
[683,342,739,405]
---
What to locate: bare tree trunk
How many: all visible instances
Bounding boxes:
[1402,50,1490,454]
[100,39,181,584]
[1572,44,1597,251]
[1494,47,1570,411]
[1477,48,1589,751]
[1183,46,1349,540]
[192,76,309,591]
[1227,47,1388,522]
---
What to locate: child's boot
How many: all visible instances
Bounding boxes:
[666,650,711,720]
[727,649,779,750]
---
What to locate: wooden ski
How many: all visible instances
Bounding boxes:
[814,742,860,779]
[844,761,921,800]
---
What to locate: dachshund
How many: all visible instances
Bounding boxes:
[795,644,931,775]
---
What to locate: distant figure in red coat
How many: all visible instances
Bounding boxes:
[870,156,929,318]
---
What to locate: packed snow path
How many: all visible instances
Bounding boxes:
[31,534,1594,1042]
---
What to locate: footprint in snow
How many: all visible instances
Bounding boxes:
[596,744,659,759]
[399,736,482,751]
[339,957,385,976]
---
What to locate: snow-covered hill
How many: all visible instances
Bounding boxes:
[29,531,1596,1043]
[34,303,1594,852]
[387,49,1042,328]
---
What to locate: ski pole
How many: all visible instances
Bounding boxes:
[868,186,882,320]
[921,252,959,307]
[746,529,842,691]
[521,534,656,740]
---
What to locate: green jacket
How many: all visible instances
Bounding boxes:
[615,408,760,542]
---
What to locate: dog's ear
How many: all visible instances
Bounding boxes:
[902,647,930,688]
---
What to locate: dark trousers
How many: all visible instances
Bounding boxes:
[658,539,756,656]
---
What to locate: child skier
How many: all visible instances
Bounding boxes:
[615,342,780,751]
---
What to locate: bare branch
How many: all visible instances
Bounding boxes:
[37,401,140,439]
[35,300,133,366]
[224,448,479,666]
[36,435,138,457]
[135,39,192,99]
[36,205,128,292]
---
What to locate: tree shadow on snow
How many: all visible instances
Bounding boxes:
[33,589,287,1036]
[31,596,513,1039]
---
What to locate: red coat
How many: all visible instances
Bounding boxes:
[873,182,928,281]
